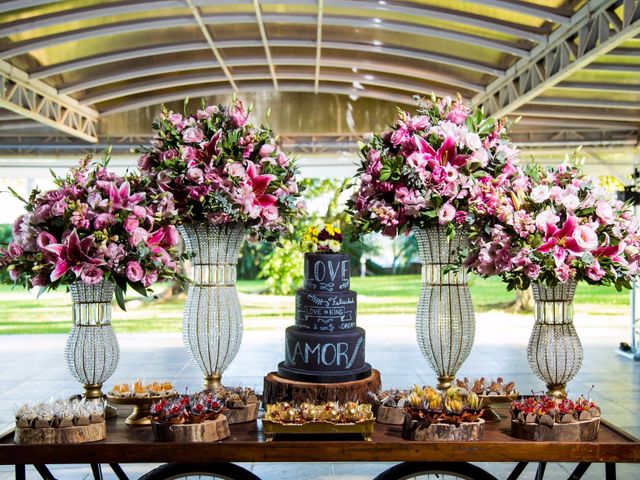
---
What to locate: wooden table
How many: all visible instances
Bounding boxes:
[0,411,638,480]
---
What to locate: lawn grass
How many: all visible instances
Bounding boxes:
[0,275,630,334]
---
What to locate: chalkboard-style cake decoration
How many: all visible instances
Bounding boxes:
[277,224,372,383]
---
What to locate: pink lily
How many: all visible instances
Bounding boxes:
[45,230,103,282]
[537,215,584,255]
[246,162,277,207]
[109,182,145,210]
[416,136,468,168]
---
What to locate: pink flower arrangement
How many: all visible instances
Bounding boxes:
[136,98,303,242]
[466,162,640,290]
[0,154,183,307]
[347,93,519,238]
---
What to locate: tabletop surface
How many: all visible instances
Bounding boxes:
[1,410,639,465]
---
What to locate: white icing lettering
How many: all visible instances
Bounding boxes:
[304,343,320,363]
[321,343,336,365]
[313,261,325,282]
[337,342,349,366]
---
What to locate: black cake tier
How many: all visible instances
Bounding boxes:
[303,253,350,292]
[278,326,372,383]
[295,289,357,332]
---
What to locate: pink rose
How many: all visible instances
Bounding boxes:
[259,144,276,157]
[525,263,541,280]
[182,127,204,143]
[36,232,57,252]
[8,267,21,281]
[7,242,23,257]
[446,108,467,125]
[138,154,152,171]
[229,101,248,127]
[262,205,279,223]
[555,263,571,283]
[132,206,147,219]
[168,112,183,126]
[160,148,178,161]
[573,225,598,251]
[163,225,180,246]
[94,213,115,229]
[51,200,67,217]
[438,203,456,225]
[196,109,210,120]
[124,217,140,233]
[186,167,204,183]
[181,146,198,161]
[129,227,149,246]
[126,261,144,283]
[276,152,289,167]
[586,260,605,281]
[390,128,409,146]
[595,201,614,223]
[142,271,158,288]
[80,265,104,285]
[226,163,245,177]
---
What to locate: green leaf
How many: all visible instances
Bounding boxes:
[130,281,148,298]
[115,286,127,311]
[379,167,391,181]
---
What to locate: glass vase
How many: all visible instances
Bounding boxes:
[179,222,245,390]
[64,279,119,401]
[415,224,475,390]
[528,280,583,398]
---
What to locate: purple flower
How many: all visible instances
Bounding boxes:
[123,216,140,233]
[229,100,248,127]
[168,112,183,126]
[259,144,276,157]
[7,242,23,257]
[129,227,149,246]
[80,265,104,285]
[181,146,198,162]
[182,127,204,144]
[94,213,115,229]
[125,261,144,282]
[142,271,158,288]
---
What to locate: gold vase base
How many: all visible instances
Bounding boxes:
[436,375,454,391]
[125,405,152,426]
[82,383,104,400]
[204,374,222,391]
[546,383,567,399]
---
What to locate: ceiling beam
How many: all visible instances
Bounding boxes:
[584,62,640,72]
[0,11,528,60]
[314,0,324,94]
[100,82,418,116]
[29,37,499,80]
[0,0,58,14]
[0,60,98,143]
[54,48,485,96]
[514,107,640,122]
[554,81,640,94]
[80,70,452,107]
[475,0,640,118]
[529,97,640,110]
[185,0,238,92]
[252,0,278,90]
[464,0,571,25]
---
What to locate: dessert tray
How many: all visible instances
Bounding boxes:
[510,395,601,441]
[14,399,105,445]
[455,377,518,422]
[150,391,230,442]
[262,401,375,441]
[401,385,486,441]
[107,380,177,426]
[367,389,410,425]
[207,386,260,424]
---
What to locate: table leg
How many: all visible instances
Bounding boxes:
[15,465,25,480]
[34,464,57,480]
[605,463,617,480]
[90,463,104,480]
[109,463,130,480]
[535,462,546,480]
[568,463,591,479]
[507,462,528,480]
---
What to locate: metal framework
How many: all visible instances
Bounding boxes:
[0,60,98,143]
[476,0,640,117]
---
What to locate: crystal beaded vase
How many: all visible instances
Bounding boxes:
[64,279,119,401]
[527,280,583,398]
[179,222,245,389]
[415,225,475,390]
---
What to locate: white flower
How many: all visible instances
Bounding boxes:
[465,132,482,150]
[535,209,559,232]
[562,194,580,211]
[595,201,614,223]
[530,185,550,203]
[437,203,456,224]
[573,225,598,251]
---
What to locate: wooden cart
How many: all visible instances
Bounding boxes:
[0,410,638,480]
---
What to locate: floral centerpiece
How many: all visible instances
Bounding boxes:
[136,97,303,389]
[0,153,181,402]
[1,155,181,302]
[136,98,302,239]
[301,224,343,253]
[467,160,640,397]
[346,93,520,390]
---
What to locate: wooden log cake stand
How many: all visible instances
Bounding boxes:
[262,369,381,406]
[151,416,230,443]
[14,422,106,445]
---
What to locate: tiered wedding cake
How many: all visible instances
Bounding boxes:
[277,251,372,383]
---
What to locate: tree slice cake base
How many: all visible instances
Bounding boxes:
[374,405,405,425]
[14,422,106,445]
[402,415,485,442]
[262,369,381,406]
[151,416,230,442]
[224,402,259,424]
[511,418,600,442]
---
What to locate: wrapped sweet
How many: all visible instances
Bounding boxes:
[263,401,374,424]
[151,392,224,425]
[110,380,176,399]
[14,399,105,430]
[511,395,601,425]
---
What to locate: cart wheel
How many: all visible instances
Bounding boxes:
[138,462,261,480]
[373,462,498,480]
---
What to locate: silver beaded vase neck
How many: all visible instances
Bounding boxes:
[414,224,475,390]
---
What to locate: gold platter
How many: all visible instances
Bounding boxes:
[106,394,177,426]
[262,419,375,442]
